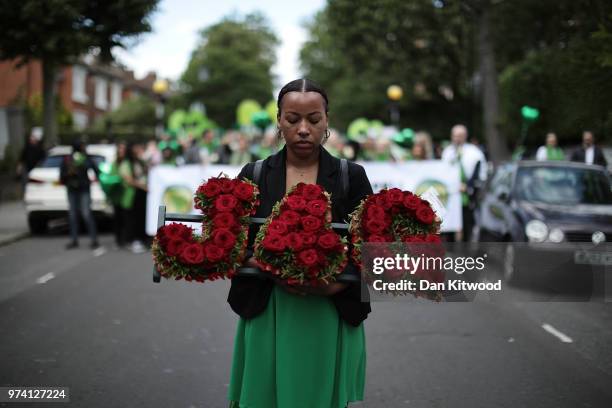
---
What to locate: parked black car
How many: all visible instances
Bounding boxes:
[473,160,612,287]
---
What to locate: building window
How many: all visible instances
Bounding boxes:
[94,76,108,110]
[110,81,123,111]
[71,66,88,104]
[73,110,88,130]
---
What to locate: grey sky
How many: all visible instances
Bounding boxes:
[114,0,326,90]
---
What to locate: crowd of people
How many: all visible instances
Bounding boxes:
[15,123,608,251]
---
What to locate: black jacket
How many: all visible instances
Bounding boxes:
[227,146,373,327]
[60,152,99,192]
[570,146,608,168]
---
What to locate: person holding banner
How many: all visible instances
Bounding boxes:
[441,124,487,242]
[227,78,372,408]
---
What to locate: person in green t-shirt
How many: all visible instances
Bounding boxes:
[536,132,565,161]
[111,141,127,248]
[118,142,149,254]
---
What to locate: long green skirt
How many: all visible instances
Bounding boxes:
[228,285,366,408]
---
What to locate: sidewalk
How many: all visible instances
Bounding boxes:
[0,200,29,246]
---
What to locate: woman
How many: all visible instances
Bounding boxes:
[228,79,373,408]
[111,141,127,248]
[118,142,149,254]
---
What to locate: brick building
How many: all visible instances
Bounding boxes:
[0,56,158,130]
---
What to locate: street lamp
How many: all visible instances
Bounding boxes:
[153,79,169,138]
[387,85,403,127]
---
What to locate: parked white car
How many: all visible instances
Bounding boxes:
[24,144,116,234]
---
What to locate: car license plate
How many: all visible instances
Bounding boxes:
[574,250,612,266]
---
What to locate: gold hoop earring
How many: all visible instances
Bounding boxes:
[323,128,331,143]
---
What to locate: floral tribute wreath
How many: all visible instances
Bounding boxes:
[349,187,445,300]
[254,183,348,286]
[152,176,259,282]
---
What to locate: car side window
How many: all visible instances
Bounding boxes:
[489,168,509,195]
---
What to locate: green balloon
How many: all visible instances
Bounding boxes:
[168,110,187,132]
[252,111,271,129]
[265,100,278,124]
[521,105,540,121]
[347,118,370,141]
[237,100,262,127]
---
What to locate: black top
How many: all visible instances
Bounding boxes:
[21,143,46,171]
[227,145,373,327]
[570,146,608,168]
[59,153,99,192]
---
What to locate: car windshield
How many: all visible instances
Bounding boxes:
[39,154,105,168]
[515,166,612,205]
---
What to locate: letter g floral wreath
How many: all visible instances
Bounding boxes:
[152,176,259,282]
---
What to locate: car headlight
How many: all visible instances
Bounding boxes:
[525,220,548,242]
[548,228,565,243]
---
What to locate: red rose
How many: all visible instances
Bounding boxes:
[278,210,301,226]
[284,232,304,250]
[364,218,387,235]
[366,204,386,220]
[367,234,392,243]
[300,232,317,246]
[317,231,340,250]
[166,238,188,257]
[402,235,425,243]
[219,178,235,193]
[157,235,169,250]
[305,199,327,217]
[286,195,307,211]
[234,182,255,201]
[205,244,225,262]
[416,206,435,225]
[160,223,193,240]
[374,194,392,210]
[297,249,319,266]
[403,193,421,210]
[179,243,205,265]
[215,194,238,212]
[302,184,324,200]
[301,215,322,232]
[387,188,404,204]
[268,220,289,235]
[212,212,237,229]
[293,183,306,195]
[211,228,237,249]
[262,234,286,252]
[201,179,222,198]
[425,234,441,243]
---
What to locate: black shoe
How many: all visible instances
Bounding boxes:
[66,242,79,250]
[90,241,100,250]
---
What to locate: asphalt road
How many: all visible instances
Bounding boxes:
[1,234,612,407]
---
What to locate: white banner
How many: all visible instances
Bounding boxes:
[146,161,462,236]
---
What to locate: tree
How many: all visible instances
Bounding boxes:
[0,0,159,146]
[90,95,156,136]
[300,0,475,138]
[181,13,278,128]
[490,0,612,145]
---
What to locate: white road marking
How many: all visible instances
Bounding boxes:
[36,273,55,284]
[93,247,107,257]
[541,323,573,343]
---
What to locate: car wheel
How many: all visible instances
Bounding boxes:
[28,214,48,235]
[503,243,522,286]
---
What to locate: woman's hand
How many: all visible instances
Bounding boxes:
[242,257,348,296]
